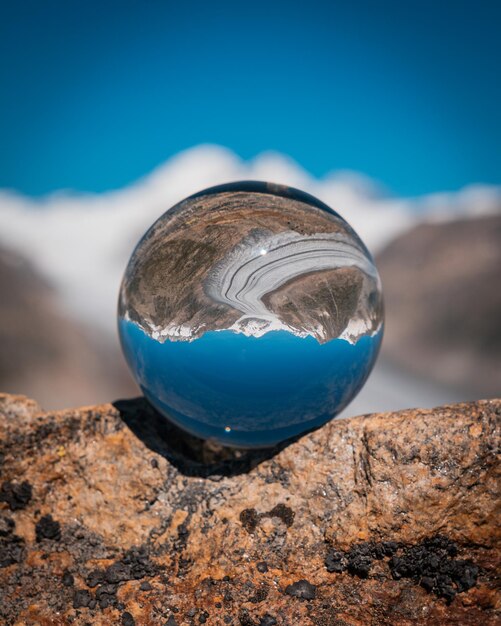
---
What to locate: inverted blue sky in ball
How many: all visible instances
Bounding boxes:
[118,182,384,447]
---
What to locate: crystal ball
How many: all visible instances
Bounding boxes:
[118,182,383,447]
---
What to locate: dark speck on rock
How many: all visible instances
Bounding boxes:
[388,535,478,601]
[325,549,346,573]
[121,611,135,626]
[0,481,32,511]
[370,543,387,560]
[150,458,159,469]
[73,589,93,609]
[140,580,153,591]
[87,568,104,587]
[96,583,118,598]
[62,570,74,587]
[99,596,111,609]
[256,561,268,573]
[35,514,61,542]
[165,616,178,626]
[324,536,477,600]
[177,523,189,537]
[342,541,392,578]
[240,508,259,533]
[347,553,372,578]
[199,611,209,623]
[250,586,269,603]
[101,549,158,585]
[0,533,24,568]
[0,515,15,537]
[238,609,257,625]
[325,540,400,576]
[421,576,435,592]
[259,615,277,625]
[267,503,294,527]
[285,579,316,600]
[105,562,130,583]
[382,541,399,556]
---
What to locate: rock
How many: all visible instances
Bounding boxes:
[0,392,499,625]
[122,611,136,626]
[376,214,501,397]
[35,514,62,542]
[284,579,317,600]
[0,480,32,511]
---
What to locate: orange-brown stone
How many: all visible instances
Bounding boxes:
[0,393,499,625]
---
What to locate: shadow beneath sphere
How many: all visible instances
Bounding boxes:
[112,396,295,478]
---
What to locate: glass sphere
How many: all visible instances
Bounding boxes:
[118,182,383,448]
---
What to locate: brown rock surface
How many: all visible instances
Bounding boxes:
[0,393,499,625]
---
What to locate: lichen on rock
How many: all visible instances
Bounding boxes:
[0,392,499,625]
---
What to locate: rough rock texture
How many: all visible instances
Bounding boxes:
[0,393,499,625]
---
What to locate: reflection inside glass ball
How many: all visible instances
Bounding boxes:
[118,181,384,447]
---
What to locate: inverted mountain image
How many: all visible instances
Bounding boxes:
[119,184,383,345]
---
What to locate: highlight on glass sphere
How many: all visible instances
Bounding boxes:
[118,181,384,448]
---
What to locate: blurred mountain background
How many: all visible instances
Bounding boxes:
[0,0,499,414]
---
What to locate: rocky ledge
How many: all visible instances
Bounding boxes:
[0,394,499,625]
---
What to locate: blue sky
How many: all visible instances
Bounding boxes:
[1,0,499,197]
